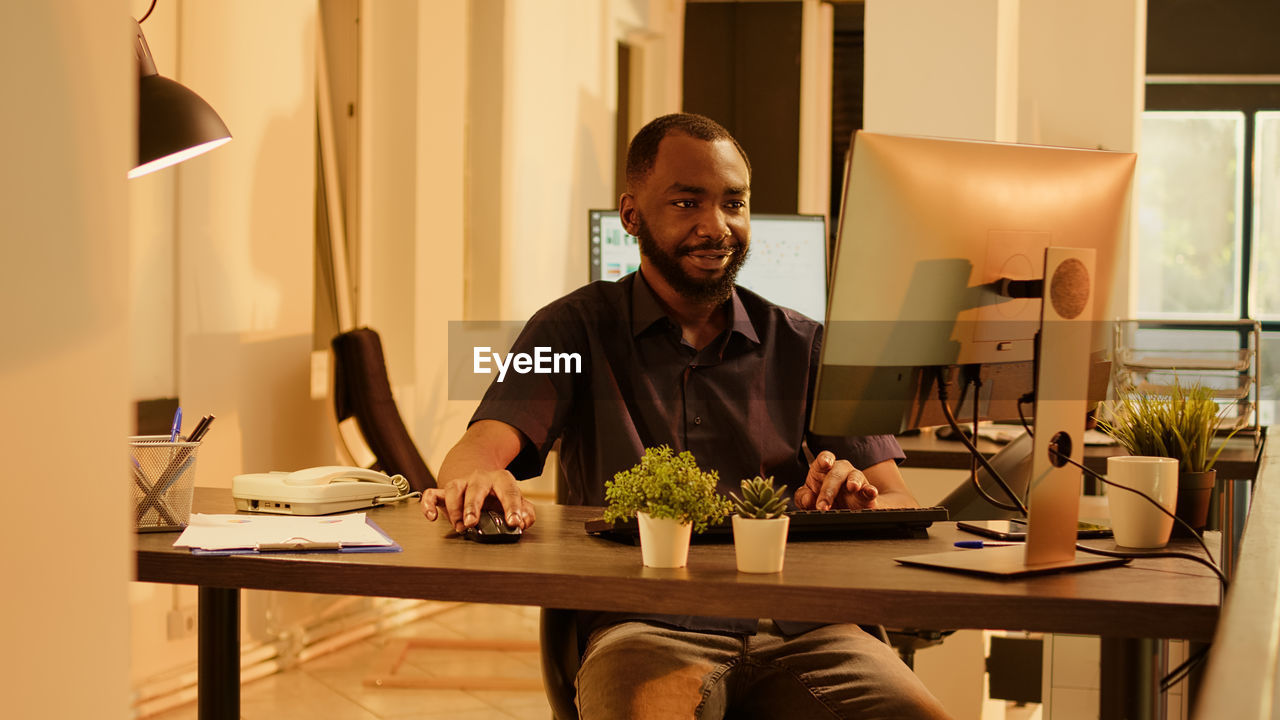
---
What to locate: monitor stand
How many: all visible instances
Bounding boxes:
[896,248,1123,578]
[896,543,1126,578]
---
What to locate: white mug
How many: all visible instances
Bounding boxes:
[1106,456,1179,548]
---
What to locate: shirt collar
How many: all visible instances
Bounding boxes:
[629,270,761,346]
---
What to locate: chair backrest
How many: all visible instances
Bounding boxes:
[331,327,436,492]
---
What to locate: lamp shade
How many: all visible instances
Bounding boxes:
[130,19,231,179]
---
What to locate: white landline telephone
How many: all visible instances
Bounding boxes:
[232,466,418,516]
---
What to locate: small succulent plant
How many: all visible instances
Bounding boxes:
[729,475,790,519]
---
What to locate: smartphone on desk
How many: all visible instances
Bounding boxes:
[957,519,1112,541]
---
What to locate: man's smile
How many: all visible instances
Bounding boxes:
[683,247,735,271]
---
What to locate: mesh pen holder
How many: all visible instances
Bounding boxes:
[130,435,202,532]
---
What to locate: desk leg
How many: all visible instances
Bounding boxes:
[1218,477,1253,580]
[198,587,240,720]
[1100,637,1166,720]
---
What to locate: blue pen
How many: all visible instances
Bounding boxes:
[954,541,1021,549]
[169,406,183,442]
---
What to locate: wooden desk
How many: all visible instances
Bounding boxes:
[137,489,1221,719]
[896,429,1262,480]
[1193,433,1280,719]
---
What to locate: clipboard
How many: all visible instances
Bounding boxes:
[182,516,401,556]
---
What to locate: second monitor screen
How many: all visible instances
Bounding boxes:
[588,210,828,323]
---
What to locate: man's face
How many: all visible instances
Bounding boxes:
[622,133,751,304]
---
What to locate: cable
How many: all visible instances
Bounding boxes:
[1009,391,1226,588]
[1013,403,1213,557]
[936,370,1027,515]
[1073,543,1227,589]
[1017,394,1034,437]
[1050,448,1216,563]
[374,473,422,505]
[971,375,981,506]
[1159,644,1211,692]
[139,0,159,23]
[375,491,422,505]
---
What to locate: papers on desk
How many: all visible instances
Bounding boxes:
[174,513,398,554]
[979,424,1118,446]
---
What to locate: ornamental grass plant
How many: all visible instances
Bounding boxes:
[603,445,733,533]
[1098,380,1241,473]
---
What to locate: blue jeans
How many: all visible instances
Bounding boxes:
[575,620,953,719]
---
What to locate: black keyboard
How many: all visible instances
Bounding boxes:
[585,506,949,543]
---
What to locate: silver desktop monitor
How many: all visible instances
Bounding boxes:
[588,210,828,323]
[813,131,1136,576]
[811,131,1135,437]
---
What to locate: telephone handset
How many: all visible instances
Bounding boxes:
[282,466,401,487]
[232,466,419,516]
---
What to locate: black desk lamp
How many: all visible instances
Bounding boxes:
[129,12,231,179]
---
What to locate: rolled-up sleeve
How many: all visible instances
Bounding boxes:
[470,306,586,480]
[807,432,905,469]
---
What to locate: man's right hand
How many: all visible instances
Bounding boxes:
[423,419,538,533]
[421,469,536,532]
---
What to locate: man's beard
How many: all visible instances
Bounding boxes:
[635,214,748,305]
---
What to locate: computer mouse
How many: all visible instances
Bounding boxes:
[463,508,523,543]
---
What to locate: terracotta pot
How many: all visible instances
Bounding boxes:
[1174,469,1217,535]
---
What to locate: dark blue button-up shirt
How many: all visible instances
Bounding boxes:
[470,272,905,635]
[473,272,903,504]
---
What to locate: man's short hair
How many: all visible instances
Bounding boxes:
[625,113,752,192]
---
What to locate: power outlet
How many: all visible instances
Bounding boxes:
[166,607,197,640]
[310,349,330,399]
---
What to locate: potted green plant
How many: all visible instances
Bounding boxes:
[729,475,791,573]
[1098,380,1242,533]
[603,445,733,567]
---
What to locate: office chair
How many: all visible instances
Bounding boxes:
[540,608,583,720]
[331,327,436,492]
[331,327,549,690]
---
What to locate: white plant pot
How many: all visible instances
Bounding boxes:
[636,511,693,568]
[732,515,790,573]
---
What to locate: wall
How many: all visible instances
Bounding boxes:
[129,0,332,691]
[864,0,1017,141]
[864,0,1144,321]
[1017,0,1145,321]
[0,2,133,718]
[409,0,473,469]
[130,3,180,400]
[175,0,331,487]
[392,0,686,473]
[465,0,685,325]
[682,0,833,216]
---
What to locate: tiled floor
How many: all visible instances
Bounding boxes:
[149,603,552,720]
[147,602,1046,720]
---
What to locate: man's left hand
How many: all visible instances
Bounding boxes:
[794,451,878,511]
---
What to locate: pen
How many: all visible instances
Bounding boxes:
[954,541,1021,549]
[190,414,215,443]
[169,407,183,442]
[137,414,215,525]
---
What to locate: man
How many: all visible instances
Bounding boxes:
[423,113,951,719]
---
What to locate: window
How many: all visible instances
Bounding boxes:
[1136,112,1243,318]
[1253,112,1280,320]
[1136,96,1280,426]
